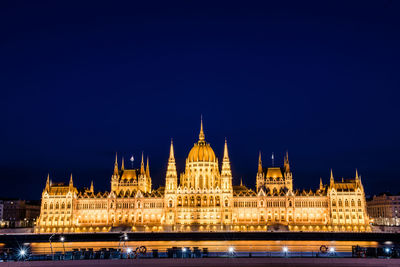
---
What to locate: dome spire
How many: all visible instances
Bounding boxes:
[199,115,205,142]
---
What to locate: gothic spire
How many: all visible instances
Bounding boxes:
[121,157,125,171]
[146,156,150,177]
[355,169,359,179]
[166,139,178,190]
[169,139,175,161]
[223,138,229,160]
[330,169,334,185]
[221,138,232,179]
[45,173,50,190]
[319,177,323,190]
[199,115,205,142]
[113,152,118,175]
[90,180,94,193]
[69,173,73,187]
[284,150,290,173]
[258,151,263,173]
[140,152,145,174]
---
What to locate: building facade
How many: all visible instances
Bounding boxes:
[2,200,40,228]
[36,120,371,233]
[367,194,400,226]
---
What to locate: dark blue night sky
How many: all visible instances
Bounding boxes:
[1,1,399,200]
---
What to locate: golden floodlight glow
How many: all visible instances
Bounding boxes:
[36,119,371,233]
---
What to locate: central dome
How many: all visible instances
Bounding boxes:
[187,119,216,163]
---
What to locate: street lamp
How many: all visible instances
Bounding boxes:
[60,236,65,255]
[49,234,55,260]
[282,246,289,257]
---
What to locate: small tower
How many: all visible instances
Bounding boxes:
[90,181,94,193]
[111,153,120,193]
[284,151,290,173]
[330,169,334,186]
[138,152,149,192]
[165,139,178,192]
[221,138,233,192]
[256,151,264,192]
[319,177,323,190]
[283,151,293,191]
[121,157,125,171]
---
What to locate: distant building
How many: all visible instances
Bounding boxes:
[2,200,40,228]
[367,193,400,226]
[0,200,3,227]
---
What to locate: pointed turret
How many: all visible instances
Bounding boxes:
[258,151,263,173]
[146,156,150,177]
[121,157,125,171]
[284,151,290,173]
[240,178,243,186]
[113,152,118,175]
[166,139,178,191]
[69,173,74,190]
[140,152,145,174]
[355,169,359,180]
[319,177,323,190]
[221,139,232,191]
[223,138,229,160]
[330,169,334,186]
[90,180,94,193]
[199,116,205,142]
[45,173,50,191]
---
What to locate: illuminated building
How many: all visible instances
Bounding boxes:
[367,193,400,226]
[36,119,371,233]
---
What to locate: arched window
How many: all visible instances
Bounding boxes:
[351,199,355,207]
[338,199,342,207]
[190,196,195,207]
[289,201,292,207]
[332,200,336,207]
[358,199,362,206]
[67,202,71,209]
[168,200,173,208]
[196,196,201,207]
[44,203,47,209]
[210,196,214,206]
[184,197,188,206]
[177,196,182,207]
[55,203,59,209]
[216,196,220,207]
[345,199,349,207]
[225,199,229,207]
[203,196,207,206]
[61,203,65,209]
